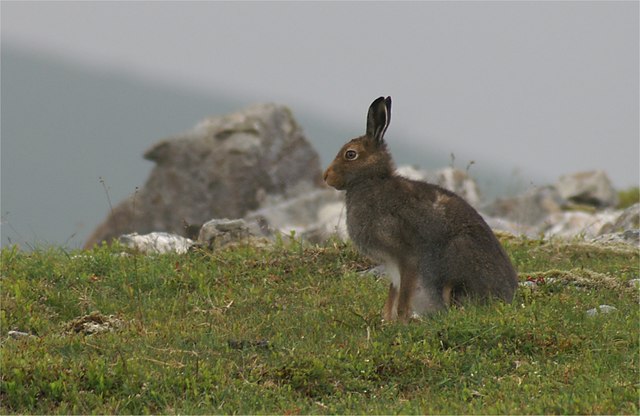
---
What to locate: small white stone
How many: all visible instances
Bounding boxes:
[8,330,35,339]
[119,232,194,254]
[586,304,618,317]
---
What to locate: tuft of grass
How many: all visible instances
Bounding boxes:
[1,237,638,414]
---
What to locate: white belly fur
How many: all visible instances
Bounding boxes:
[383,261,441,316]
[383,261,401,288]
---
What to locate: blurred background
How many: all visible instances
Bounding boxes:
[1,1,638,248]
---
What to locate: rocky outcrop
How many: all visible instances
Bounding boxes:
[598,203,639,234]
[245,186,344,243]
[541,211,619,239]
[482,186,564,226]
[85,103,323,248]
[109,182,638,254]
[117,219,270,254]
[592,229,639,246]
[478,171,638,244]
[85,102,637,251]
[396,166,480,207]
[484,203,639,244]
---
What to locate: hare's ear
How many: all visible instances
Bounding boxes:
[366,96,392,145]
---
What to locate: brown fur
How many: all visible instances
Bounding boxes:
[324,97,518,321]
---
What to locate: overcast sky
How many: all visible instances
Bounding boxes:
[2,1,639,189]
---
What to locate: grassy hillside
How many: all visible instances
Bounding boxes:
[1,237,638,414]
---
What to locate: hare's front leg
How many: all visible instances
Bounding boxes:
[383,283,398,321]
[382,261,402,321]
[397,271,417,322]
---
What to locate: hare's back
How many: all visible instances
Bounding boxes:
[347,175,502,259]
[391,177,487,235]
[393,178,512,261]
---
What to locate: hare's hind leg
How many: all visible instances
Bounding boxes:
[409,264,449,317]
[411,281,448,317]
[382,261,401,321]
[442,283,453,307]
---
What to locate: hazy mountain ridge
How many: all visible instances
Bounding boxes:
[1,46,521,248]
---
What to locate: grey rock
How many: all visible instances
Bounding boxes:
[245,185,343,241]
[119,232,194,254]
[586,304,618,317]
[599,203,640,234]
[429,167,481,207]
[591,229,640,246]
[197,218,266,250]
[542,210,619,240]
[482,215,538,238]
[482,185,564,226]
[396,165,480,206]
[85,103,322,248]
[628,279,640,289]
[555,170,618,208]
[536,202,639,244]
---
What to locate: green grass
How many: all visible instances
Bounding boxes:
[618,186,639,209]
[1,237,638,414]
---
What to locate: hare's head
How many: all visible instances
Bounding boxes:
[324,96,395,190]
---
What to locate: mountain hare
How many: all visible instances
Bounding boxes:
[324,97,518,322]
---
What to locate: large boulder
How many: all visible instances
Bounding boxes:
[85,103,323,247]
[555,170,619,208]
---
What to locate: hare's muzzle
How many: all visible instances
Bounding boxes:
[323,165,336,188]
[323,164,344,190]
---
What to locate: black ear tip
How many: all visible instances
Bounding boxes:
[370,96,391,109]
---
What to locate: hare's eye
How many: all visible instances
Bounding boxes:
[344,149,358,160]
